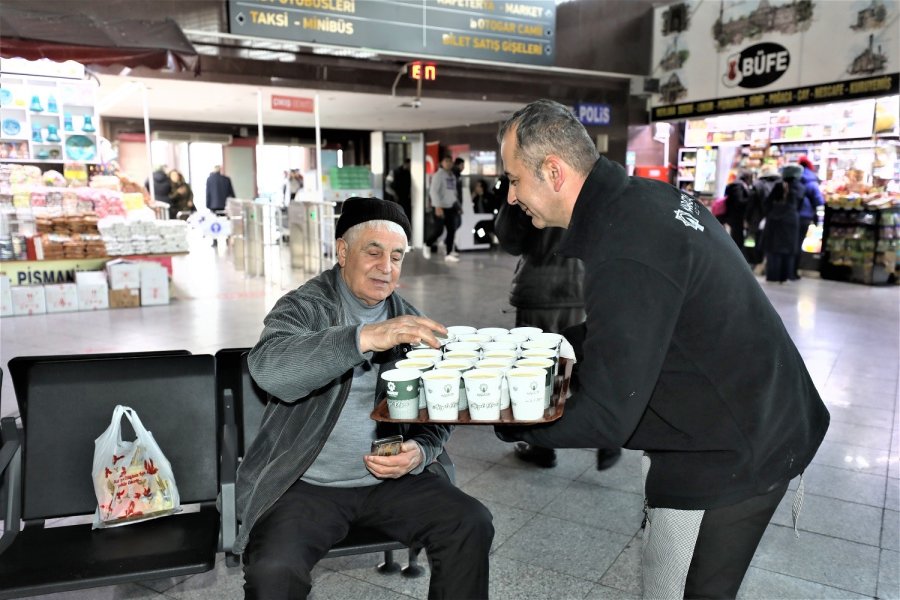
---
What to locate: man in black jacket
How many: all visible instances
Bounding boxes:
[496,100,829,598]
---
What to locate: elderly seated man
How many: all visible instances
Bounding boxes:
[234,197,493,600]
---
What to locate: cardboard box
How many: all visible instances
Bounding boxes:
[44,283,79,313]
[76,271,109,311]
[106,259,141,290]
[0,276,12,317]
[140,262,170,306]
[109,287,140,309]
[11,285,47,316]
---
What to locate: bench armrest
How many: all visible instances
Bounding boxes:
[219,390,238,554]
[0,416,23,555]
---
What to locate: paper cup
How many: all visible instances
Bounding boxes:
[506,367,546,420]
[482,349,518,364]
[413,333,454,349]
[436,359,474,410]
[381,368,422,419]
[521,347,558,376]
[395,359,435,372]
[443,350,480,365]
[509,326,542,339]
[458,333,492,345]
[514,358,554,408]
[446,325,477,338]
[476,327,509,341]
[476,360,513,409]
[528,332,564,349]
[444,341,481,355]
[422,370,461,420]
[482,340,519,355]
[406,348,443,363]
[463,369,503,420]
[494,333,529,346]
[396,359,435,409]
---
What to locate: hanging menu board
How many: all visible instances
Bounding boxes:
[227,0,556,66]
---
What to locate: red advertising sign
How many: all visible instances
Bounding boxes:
[271,95,314,113]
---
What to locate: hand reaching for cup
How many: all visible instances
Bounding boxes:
[359,315,447,353]
[364,441,423,479]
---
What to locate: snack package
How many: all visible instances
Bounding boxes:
[92,405,180,528]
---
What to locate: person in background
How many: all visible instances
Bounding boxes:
[470,178,498,247]
[236,197,493,599]
[723,171,753,254]
[283,169,303,207]
[145,164,171,206]
[762,165,803,284]
[794,156,825,279]
[167,169,194,219]
[452,157,466,207]
[494,175,621,471]
[746,164,781,268]
[385,158,412,221]
[428,155,462,262]
[495,99,828,599]
[206,165,236,214]
[471,178,496,214]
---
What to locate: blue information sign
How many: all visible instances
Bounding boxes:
[574,103,611,126]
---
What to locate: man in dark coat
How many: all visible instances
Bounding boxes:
[206,165,236,213]
[495,99,829,599]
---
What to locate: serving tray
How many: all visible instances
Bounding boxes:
[371,357,573,425]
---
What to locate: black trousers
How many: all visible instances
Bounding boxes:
[644,480,788,599]
[243,470,493,600]
[726,218,745,252]
[442,207,461,254]
[685,481,788,598]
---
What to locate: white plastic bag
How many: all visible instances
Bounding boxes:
[92,405,180,529]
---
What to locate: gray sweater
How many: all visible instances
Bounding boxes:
[429,168,458,209]
[234,265,453,554]
[300,274,388,487]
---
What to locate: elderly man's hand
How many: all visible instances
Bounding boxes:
[360,315,447,353]
[364,441,423,479]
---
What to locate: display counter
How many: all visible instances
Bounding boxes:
[821,204,898,285]
[1,253,186,286]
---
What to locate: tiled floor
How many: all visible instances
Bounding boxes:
[1,238,898,600]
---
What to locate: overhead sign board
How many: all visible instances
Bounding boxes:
[228,0,556,66]
[271,94,314,112]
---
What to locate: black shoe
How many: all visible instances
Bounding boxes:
[596,448,622,471]
[514,442,557,468]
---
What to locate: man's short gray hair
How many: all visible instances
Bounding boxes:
[498,99,599,180]
[341,219,408,249]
